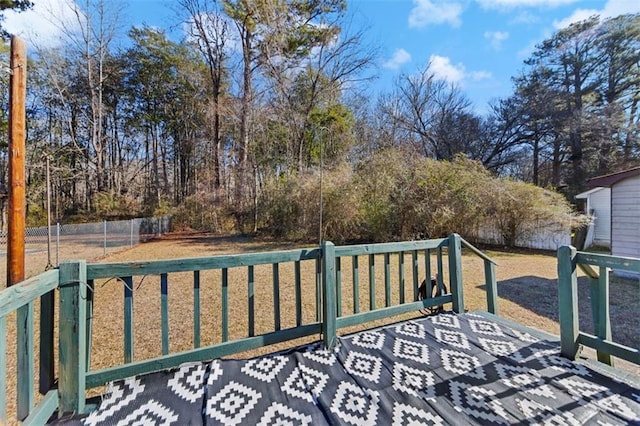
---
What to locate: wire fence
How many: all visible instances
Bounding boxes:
[0,216,171,275]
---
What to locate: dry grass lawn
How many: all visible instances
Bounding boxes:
[2,233,639,424]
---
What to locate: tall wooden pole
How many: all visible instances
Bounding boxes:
[7,36,26,287]
[46,155,53,269]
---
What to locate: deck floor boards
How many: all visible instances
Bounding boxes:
[53,312,640,425]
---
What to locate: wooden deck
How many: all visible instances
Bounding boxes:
[53,311,640,425]
[1,234,639,424]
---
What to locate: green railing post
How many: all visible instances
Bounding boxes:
[558,246,579,360]
[448,234,464,313]
[322,241,337,350]
[58,260,87,415]
[590,266,613,366]
[0,316,6,424]
[16,301,34,420]
[85,280,94,372]
[484,261,498,315]
[39,289,55,394]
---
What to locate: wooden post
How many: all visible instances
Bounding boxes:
[322,241,337,350]
[592,266,613,366]
[484,261,498,315]
[448,234,464,313]
[45,156,53,269]
[6,36,26,287]
[58,260,87,414]
[558,245,579,360]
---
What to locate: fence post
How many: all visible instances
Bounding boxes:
[56,223,60,266]
[103,220,107,256]
[58,260,87,415]
[448,233,464,313]
[558,245,579,360]
[322,241,337,350]
[130,219,134,247]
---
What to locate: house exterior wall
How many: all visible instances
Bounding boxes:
[589,187,611,245]
[611,175,640,259]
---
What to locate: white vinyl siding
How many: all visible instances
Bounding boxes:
[611,175,640,258]
[589,188,611,245]
[575,187,611,248]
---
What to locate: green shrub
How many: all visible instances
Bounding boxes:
[259,164,363,243]
[487,179,579,246]
[256,148,582,247]
[355,149,409,241]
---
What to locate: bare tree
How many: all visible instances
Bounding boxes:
[379,66,478,160]
[35,0,123,210]
[179,0,229,190]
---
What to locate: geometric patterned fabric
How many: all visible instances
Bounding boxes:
[54,312,640,425]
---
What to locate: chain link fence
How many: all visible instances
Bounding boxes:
[0,216,171,282]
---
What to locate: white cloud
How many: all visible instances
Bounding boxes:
[408,0,463,28]
[476,0,577,9]
[469,70,493,81]
[3,0,81,49]
[553,0,640,29]
[510,11,540,24]
[383,48,412,70]
[429,55,465,83]
[427,54,491,84]
[484,31,509,50]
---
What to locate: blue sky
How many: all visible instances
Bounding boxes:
[6,0,640,113]
[346,0,640,112]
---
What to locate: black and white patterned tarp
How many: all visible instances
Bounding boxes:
[58,312,640,425]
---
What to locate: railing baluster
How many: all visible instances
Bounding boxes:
[412,250,418,302]
[336,257,342,317]
[437,246,444,292]
[484,261,498,315]
[84,280,94,372]
[294,261,302,327]
[352,256,359,314]
[315,258,321,322]
[0,316,6,424]
[161,273,169,355]
[369,254,376,310]
[399,251,405,305]
[194,271,200,348]
[595,266,613,366]
[123,276,134,364]
[448,234,463,313]
[425,248,431,281]
[40,289,55,393]
[384,253,391,307]
[222,268,228,342]
[322,242,337,349]
[248,266,255,337]
[273,263,281,331]
[17,302,34,420]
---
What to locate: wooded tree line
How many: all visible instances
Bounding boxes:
[0,1,638,240]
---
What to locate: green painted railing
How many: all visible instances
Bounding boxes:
[558,246,640,367]
[0,269,60,425]
[1,233,498,422]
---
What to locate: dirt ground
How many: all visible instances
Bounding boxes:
[2,232,639,423]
